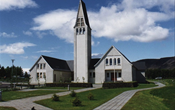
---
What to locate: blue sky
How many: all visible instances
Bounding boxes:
[0,0,174,72]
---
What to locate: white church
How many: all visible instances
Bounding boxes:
[30,0,145,84]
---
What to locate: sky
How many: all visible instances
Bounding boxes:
[0,0,174,73]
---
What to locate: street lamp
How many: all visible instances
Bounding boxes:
[11,59,15,84]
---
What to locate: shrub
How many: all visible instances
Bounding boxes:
[52,94,59,101]
[71,97,82,106]
[87,92,94,100]
[70,90,76,97]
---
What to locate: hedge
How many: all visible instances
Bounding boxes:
[46,83,93,87]
[103,81,138,89]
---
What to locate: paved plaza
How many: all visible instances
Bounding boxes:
[0,82,165,110]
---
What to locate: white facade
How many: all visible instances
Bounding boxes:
[30,57,53,84]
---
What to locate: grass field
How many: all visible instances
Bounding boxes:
[1,90,65,101]
[122,79,175,110]
[0,107,17,110]
[35,83,156,110]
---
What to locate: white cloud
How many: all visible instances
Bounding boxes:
[92,53,103,58]
[36,31,47,39]
[31,0,173,43]
[0,42,36,54]
[22,68,30,73]
[0,32,17,38]
[23,31,33,36]
[36,50,53,53]
[0,0,38,11]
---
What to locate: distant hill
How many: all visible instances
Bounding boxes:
[133,56,175,70]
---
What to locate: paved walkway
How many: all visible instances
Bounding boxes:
[0,87,100,110]
[94,82,165,110]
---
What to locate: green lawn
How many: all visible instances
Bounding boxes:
[122,79,175,110]
[35,83,156,110]
[0,107,17,110]
[1,90,66,101]
[36,86,84,90]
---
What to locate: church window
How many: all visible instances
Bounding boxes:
[114,58,116,65]
[81,18,84,26]
[40,73,42,78]
[37,73,39,79]
[43,63,46,69]
[76,28,79,35]
[40,64,42,69]
[106,59,108,65]
[76,18,81,26]
[110,58,112,65]
[93,72,95,78]
[37,64,39,69]
[83,28,85,34]
[118,58,121,65]
[79,28,82,34]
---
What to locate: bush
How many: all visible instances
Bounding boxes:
[87,92,94,100]
[52,94,59,101]
[71,97,82,106]
[70,90,76,97]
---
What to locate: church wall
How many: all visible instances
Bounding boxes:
[95,60,105,83]
[76,34,88,83]
[121,56,133,82]
[30,57,53,84]
[53,71,72,82]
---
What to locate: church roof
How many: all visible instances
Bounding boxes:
[89,58,100,69]
[42,55,71,71]
[29,55,72,72]
[74,0,91,28]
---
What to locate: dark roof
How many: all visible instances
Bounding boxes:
[89,58,100,69]
[81,0,91,28]
[132,62,146,71]
[42,55,71,71]
[66,60,74,71]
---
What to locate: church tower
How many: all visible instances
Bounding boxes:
[74,0,91,83]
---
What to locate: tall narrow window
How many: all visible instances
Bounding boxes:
[37,73,39,79]
[83,28,85,34]
[118,58,121,65]
[43,63,46,69]
[37,64,39,69]
[93,72,95,78]
[79,28,82,34]
[40,73,42,78]
[106,59,108,65]
[81,18,84,26]
[40,64,42,69]
[76,28,78,35]
[114,58,116,65]
[76,18,81,26]
[110,58,112,65]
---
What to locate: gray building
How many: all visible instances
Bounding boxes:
[29,0,146,84]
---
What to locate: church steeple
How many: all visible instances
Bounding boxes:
[74,0,91,29]
[74,0,91,83]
